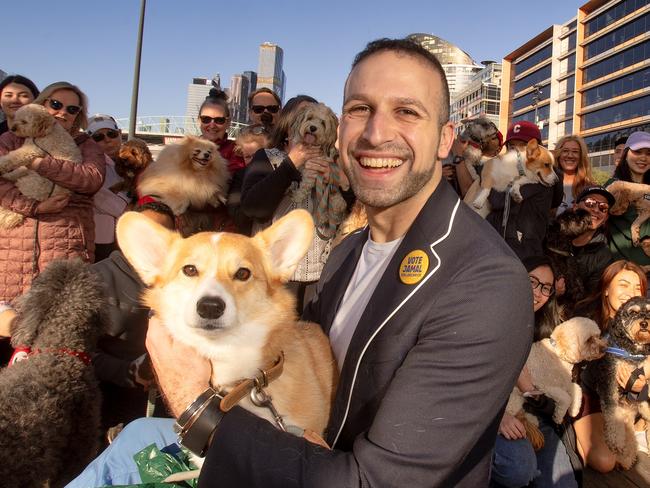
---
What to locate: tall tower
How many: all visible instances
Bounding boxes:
[229,74,250,124]
[185,75,220,133]
[257,42,284,101]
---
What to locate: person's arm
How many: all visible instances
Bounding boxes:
[192,256,533,487]
[0,177,40,217]
[31,138,105,195]
[456,160,475,197]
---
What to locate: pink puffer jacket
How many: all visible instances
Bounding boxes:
[0,131,105,303]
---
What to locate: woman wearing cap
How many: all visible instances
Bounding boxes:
[198,88,244,174]
[87,114,129,262]
[0,81,105,302]
[608,131,650,266]
[554,135,594,215]
[0,75,40,136]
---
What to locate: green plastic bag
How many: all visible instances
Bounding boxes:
[107,443,198,488]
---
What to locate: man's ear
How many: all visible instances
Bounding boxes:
[437,121,455,160]
[116,212,177,285]
[253,209,314,282]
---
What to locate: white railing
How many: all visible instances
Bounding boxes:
[114,116,248,139]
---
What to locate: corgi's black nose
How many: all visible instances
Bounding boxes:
[309,125,317,132]
[197,297,225,319]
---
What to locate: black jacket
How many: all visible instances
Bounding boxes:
[199,181,533,487]
[571,232,613,296]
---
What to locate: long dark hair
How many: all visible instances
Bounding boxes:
[523,255,565,341]
[268,94,317,150]
[613,147,650,184]
[199,88,230,118]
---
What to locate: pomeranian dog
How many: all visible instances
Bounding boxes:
[137,135,229,216]
[0,104,81,229]
[110,138,152,198]
[116,209,338,471]
[471,139,557,213]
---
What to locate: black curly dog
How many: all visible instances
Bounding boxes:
[0,260,108,487]
[587,296,650,469]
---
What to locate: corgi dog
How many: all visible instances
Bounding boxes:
[471,139,557,212]
[137,135,230,216]
[116,209,338,462]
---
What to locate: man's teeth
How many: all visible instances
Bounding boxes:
[359,157,402,168]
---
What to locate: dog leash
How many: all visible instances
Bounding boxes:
[500,151,527,239]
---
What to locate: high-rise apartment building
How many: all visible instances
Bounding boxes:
[450,62,503,129]
[185,75,220,132]
[501,0,650,171]
[408,34,483,97]
[257,42,284,101]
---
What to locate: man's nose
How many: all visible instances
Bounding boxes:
[362,110,395,147]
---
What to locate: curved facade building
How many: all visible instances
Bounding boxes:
[408,34,482,96]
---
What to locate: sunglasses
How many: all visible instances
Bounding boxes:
[250,104,280,115]
[199,115,228,125]
[581,197,609,213]
[529,276,554,297]
[46,98,81,115]
[91,129,121,142]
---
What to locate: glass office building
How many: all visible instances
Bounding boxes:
[450,62,503,129]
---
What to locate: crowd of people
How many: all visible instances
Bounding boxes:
[1,36,650,487]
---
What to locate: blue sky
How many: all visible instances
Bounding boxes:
[2,0,580,121]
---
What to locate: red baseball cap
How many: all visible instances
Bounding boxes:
[505,121,541,144]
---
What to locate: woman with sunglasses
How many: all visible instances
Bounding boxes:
[554,135,595,215]
[0,75,40,136]
[608,131,650,266]
[492,255,580,488]
[574,260,647,473]
[0,81,105,302]
[197,89,244,174]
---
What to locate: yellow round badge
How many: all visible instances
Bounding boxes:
[399,250,429,285]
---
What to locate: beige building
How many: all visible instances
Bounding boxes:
[500,0,650,172]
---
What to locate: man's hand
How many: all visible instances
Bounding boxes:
[287,143,322,169]
[146,316,212,417]
[303,157,331,181]
[498,413,526,440]
[617,362,647,393]
[441,164,456,182]
[35,193,70,215]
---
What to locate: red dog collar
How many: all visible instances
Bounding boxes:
[9,346,92,366]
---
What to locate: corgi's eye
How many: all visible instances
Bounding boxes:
[182,265,198,277]
[234,267,251,281]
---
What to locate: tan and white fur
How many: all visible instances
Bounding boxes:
[290,103,339,204]
[0,104,81,229]
[606,180,650,246]
[506,317,606,433]
[116,209,338,469]
[470,139,557,214]
[137,135,229,216]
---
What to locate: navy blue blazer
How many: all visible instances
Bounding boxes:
[200,180,534,487]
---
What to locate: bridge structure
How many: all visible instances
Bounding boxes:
[114,116,248,144]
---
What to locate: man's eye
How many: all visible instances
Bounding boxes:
[397,108,418,117]
[345,105,370,115]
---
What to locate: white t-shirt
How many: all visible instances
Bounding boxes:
[328,234,403,370]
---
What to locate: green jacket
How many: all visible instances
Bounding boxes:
[606,178,650,266]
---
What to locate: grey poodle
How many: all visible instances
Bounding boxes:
[0,259,108,487]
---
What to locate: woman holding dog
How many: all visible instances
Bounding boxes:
[0,75,40,136]
[0,81,105,303]
[492,255,579,488]
[574,260,647,473]
[608,131,650,266]
[554,136,594,215]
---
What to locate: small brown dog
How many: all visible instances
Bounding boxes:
[110,138,152,197]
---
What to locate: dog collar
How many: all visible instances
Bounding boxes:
[515,151,526,177]
[605,342,647,361]
[9,345,92,366]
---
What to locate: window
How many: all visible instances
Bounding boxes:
[584,12,650,60]
[585,0,650,37]
[583,67,650,106]
[514,65,552,94]
[514,44,552,75]
[512,84,551,112]
[581,94,650,130]
[583,40,650,83]
[515,104,550,124]
[584,121,650,152]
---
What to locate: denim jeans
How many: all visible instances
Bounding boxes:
[491,418,578,488]
[65,417,177,487]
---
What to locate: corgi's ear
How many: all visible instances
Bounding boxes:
[116,212,177,285]
[254,209,314,281]
[526,138,541,159]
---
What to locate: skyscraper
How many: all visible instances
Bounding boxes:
[229,74,250,123]
[243,71,257,93]
[257,42,284,101]
[185,75,220,132]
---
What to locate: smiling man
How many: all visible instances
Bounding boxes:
[68,38,533,488]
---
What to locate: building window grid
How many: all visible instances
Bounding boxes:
[514,65,552,94]
[584,12,650,60]
[514,44,553,75]
[515,104,551,124]
[584,120,650,152]
[583,67,650,106]
[581,93,650,130]
[513,84,551,112]
[585,0,650,37]
[583,39,650,83]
